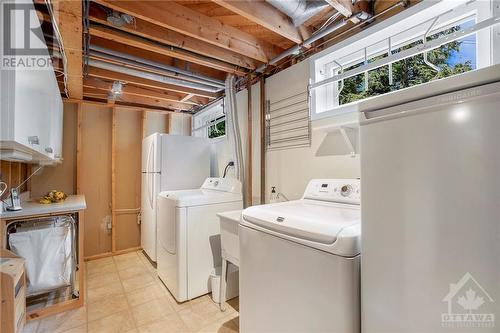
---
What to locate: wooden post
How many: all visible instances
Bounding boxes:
[111,107,117,252]
[76,103,82,194]
[246,80,253,207]
[259,78,266,204]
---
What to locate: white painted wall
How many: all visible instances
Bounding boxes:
[264,60,360,202]
[210,82,262,205]
[208,59,360,206]
[169,113,192,135]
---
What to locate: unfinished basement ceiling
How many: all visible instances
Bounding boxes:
[36,0,415,113]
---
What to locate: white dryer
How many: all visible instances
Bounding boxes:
[240,179,361,333]
[157,177,243,302]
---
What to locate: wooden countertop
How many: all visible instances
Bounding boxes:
[0,195,86,220]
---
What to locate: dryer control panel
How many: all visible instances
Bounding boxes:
[201,177,242,194]
[302,179,360,205]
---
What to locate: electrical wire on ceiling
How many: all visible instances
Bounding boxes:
[316,11,343,33]
[44,0,69,97]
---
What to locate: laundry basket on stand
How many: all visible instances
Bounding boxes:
[5,214,77,300]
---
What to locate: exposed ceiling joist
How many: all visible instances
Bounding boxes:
[212,0,303,44]
[84,77,200,106]
[181,94,195,103]
[324,0,353,17]
[91,0,281,63]
[88,5,258,70]
[53,0,82,98]
[83,87,191,111]
[87,67,218,99]
[89,25,247,75]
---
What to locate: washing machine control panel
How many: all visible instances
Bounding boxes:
[303,179,360,204]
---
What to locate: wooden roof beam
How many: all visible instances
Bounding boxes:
[211,0,303,44]
[324,0,353,17]
[87,67,219,100]
[89,24,247,76]
[83,87,191,111]
[53,0,83,98]
[88,4,257,70]
[91,0,281,63]
[84,77,201,106]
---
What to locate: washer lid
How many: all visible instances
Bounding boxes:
[158,189,242,207]
[241,200,360,256]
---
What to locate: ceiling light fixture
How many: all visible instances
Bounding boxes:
[106,11,134,27]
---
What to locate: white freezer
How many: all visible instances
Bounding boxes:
[141,133,210,262]
[360,71,500,332]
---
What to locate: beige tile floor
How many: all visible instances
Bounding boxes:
[23,251,239,333]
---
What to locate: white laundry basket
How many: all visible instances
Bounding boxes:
[210,265,239,304]
[7,215,76,296]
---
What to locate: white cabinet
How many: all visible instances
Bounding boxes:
[0,62,63,164]
[0,1,63,164]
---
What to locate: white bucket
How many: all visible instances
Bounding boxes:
[210,264,239,304]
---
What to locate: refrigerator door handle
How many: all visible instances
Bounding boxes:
[147,140,154,173]
[148,173,153,210]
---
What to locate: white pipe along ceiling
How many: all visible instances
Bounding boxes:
[88,59,223,93]
[89,45,225,89]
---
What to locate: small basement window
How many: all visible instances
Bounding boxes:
[192,100,226,139]
[207,115,226,139]
[309,0,496,120]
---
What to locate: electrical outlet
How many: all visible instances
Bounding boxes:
[103,215,112,235]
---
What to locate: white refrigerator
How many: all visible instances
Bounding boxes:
[360,67,500,332]
[141,133,210,262]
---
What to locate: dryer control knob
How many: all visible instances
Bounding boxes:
[340,185,352,197]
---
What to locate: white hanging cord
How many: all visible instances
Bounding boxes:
[45,0,69,97]
[1,165,44,205]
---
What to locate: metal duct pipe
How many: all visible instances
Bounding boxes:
[255,18,349,73]
[266,0,329,27]
[89,45,225,88]
[89,50,225,90]
[88,59,222,93]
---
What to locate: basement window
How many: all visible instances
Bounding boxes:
[192,100,226,139]
[309,0,496,120]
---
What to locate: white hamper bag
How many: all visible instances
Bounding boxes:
[9,217,74,296]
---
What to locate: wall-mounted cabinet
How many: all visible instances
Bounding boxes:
[0,1,63,164]
[0,68,63,164]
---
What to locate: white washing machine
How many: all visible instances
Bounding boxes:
[157,177,243,302]
[239,179,361,333]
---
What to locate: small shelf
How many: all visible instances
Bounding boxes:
[315,122,359,157]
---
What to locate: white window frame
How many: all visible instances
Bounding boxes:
[309,0,497,120]
[192,99,226,139]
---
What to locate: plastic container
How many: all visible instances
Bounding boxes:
[210,264,239,304]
